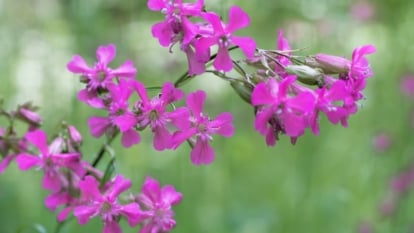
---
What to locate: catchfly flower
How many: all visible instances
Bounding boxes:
[74,175,144,233]
[67,44,137,108]
[15,129,85,192]
[135,176,182,233]
[173,90,234,165]
[196,6,257,71]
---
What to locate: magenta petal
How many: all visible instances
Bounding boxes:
[77,89,105,108]
[45,192,70,211]
[26,129,49,155]
[161,185,183,205]
[42,173,62,192]
[277,30,291,51]
[79,176,102,201]
[16,153,40,170]
[74,205,99,225]
[186,90,206,118]
[103,221,122,233]
[67,55,92,73]
[282,112,306,137]
[254,108,274,135]
[231,36,256,58]
[142,176,161,203]
[153,126,173,151]
[209,112,234,137]
[172,128,197,148]
[287,91,316,113]
[191,138,214,165]
[113,114,137,132]
[161,82,184,103]
[108,175,131,199]
[134,80,150,105]
[183,44,206,75]
[251,81,275,106]
[213,47,233,72]
[57,206,73,222]
[121,129,141,148]
[168,107,191,130]
[226,6,250,32]
[147,0,165,11]
[88,116,111,138]
[152,21,173,47]
[121,203,145,226]
[96,44,116,65]
[201,12,225,34]
[194,37,216,61]
[112,60,137,78]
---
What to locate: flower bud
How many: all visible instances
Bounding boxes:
[18,107,42,126]
[68,125,82,145]
[285,65,324,86]
[314,54,350,74]
[230,81,254,104]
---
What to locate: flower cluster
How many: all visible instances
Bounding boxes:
[148,0,256,74]
[0,108,182,233]
[0,1,378,233]
[68,43,234,165]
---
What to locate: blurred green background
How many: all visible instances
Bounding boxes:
[1,0,414,232]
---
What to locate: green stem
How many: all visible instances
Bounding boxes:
[91,131,119,168]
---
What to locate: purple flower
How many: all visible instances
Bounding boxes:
[134,81,187,151]
[74,175,144,233]
[67,44,137,108]
[15,129,85,192]
[173,90,234,165]
[135,176,182,233]
[251,76,316,145]
[196,6,256,71]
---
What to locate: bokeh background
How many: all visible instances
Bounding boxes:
[1,0,414,232]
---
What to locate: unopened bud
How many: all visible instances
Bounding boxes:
[68,125,82,145]
[314,54,350,74]
[230,81,254,105]
[18,107,42,126]
[285,65,324,86]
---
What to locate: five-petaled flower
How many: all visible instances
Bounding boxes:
[135,176,182,233]
[74,175,144,233]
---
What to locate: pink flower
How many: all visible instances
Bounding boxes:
[148,0,204,47]
[134,81,187,150]
[173,90,234,165]
[196,6,256,71]
[15,129,85,192]
[309,80,350,135]
[88,79,140,148]
[135,176,182,233]
[67,44,137,108]
[349,44,376,80]
[251,76,316,145]
[74,175,144,233]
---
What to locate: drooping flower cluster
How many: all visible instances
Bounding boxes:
[246,32,376,146]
